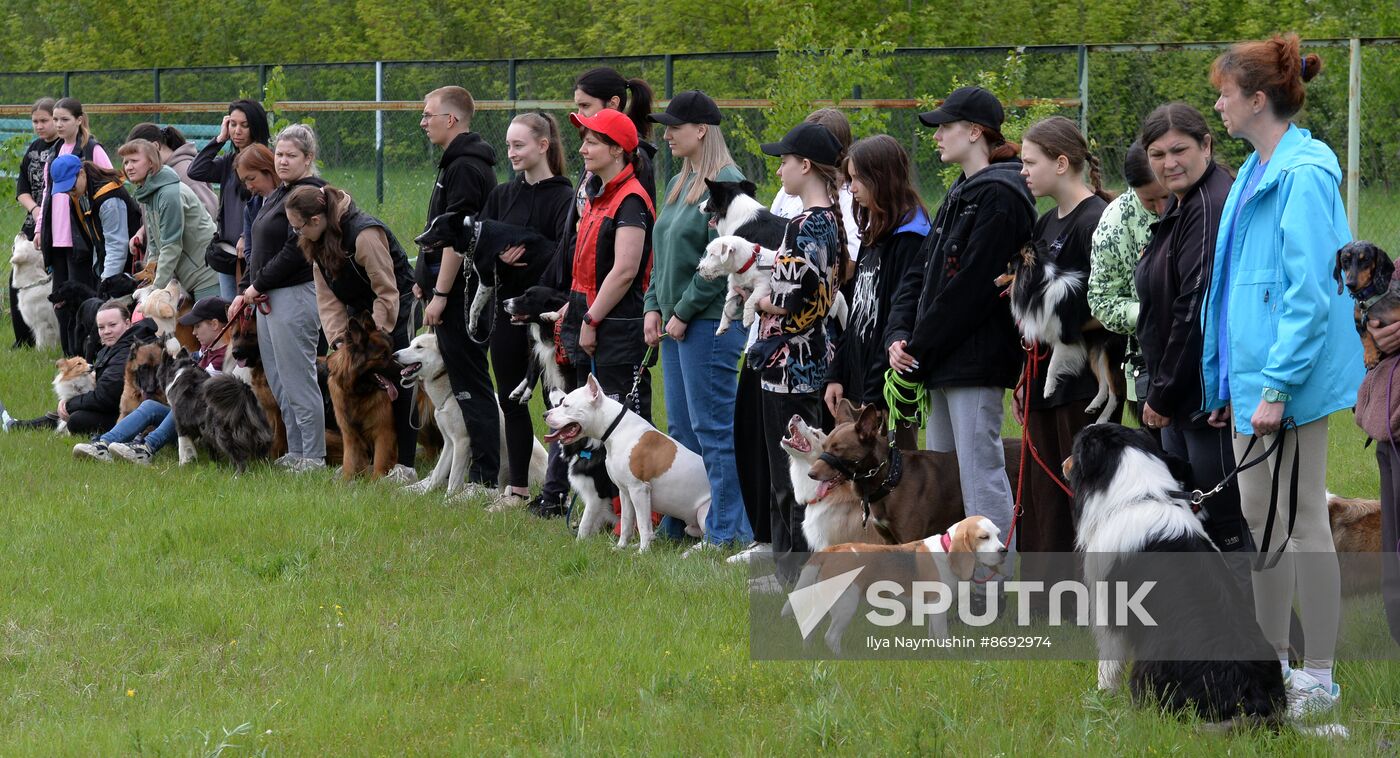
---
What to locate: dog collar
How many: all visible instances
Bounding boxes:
[735,245,761,275]
[940,532,952,552]
[861,445,903,504]
[17,274,52,291]
[1360,288,1389,313]
[599,406,628,443]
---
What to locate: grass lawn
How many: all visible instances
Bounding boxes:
[1,199,1398,754]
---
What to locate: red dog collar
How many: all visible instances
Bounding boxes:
[735,244,761,274]
[940,533,952,552]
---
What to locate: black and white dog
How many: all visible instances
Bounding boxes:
[161,350,274,472]
[1065,423,1284,728]
[416,213,554,342]
[502,285,570,404]
[997,241,1122,422]
[702,179,788,248]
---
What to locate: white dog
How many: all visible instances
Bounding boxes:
[545,375,711,551]
[394,333,546,496]
[697,234,776,335]
[11,235,60,349]
[139,280,187,356]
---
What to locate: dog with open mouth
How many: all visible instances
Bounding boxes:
[780,414,883,550]
[395,332,546,495]
[545,375,709,551]
[501,285,570,405]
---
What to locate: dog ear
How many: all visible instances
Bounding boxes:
[703,177,718,193]
[586,373,604,403]
[855,404,883,441]
[1333,248,1345,295]
[948,523,977,581]
[739,179,757,198]
[1378,246,1396,287]
[835,398,858,424]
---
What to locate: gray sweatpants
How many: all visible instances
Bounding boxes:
[925,385,1016,551]
[257,282,325,460]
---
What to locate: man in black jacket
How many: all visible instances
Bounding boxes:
[415,85,501,489]
[5,301,157,435]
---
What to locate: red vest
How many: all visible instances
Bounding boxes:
[571,163,655,304]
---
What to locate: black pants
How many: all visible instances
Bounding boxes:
[538,370,579,506]
[490,302,535,488]
[17,409,115,435]
[735,365,772,543]
[1376,442,1400,646]
[9,280,33,347]
[434,290,500,485]
[761,388,819,584]
[574,362,652,423]
[1160,419,1252,552]
[50,246,98,357]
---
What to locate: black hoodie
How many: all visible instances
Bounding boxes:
[414,131,498,295]
[243,175,327,292]
[885,158,1037,389]
[479,173,574,297]
[66,317,159,417]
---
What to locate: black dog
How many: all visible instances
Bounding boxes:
[502,285,571,405]
[702,179,788,248]
[161,350,273,472]
[1334,240,1400,369]
[415,213,554,344]
[99,273,138,303]
[48,280,101,359]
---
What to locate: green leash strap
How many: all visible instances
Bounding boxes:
[882,368,927,431]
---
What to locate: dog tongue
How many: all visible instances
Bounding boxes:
[543,427,563,444]
[815,480,833,500]
[707,216,718,229]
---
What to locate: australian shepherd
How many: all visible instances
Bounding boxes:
[1065,423,1284,728]
[998,241,1122,422]
[501,285,570,405]
[160,350,273,472]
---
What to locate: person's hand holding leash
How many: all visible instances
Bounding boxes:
[887,339,919,374]
[664,316,687,341]
[643,312,662,347]
[423,296,446,327]
[1251,398,1285,435]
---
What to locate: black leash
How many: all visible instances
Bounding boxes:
[1187,416,1300,571]
[817,443,902,527]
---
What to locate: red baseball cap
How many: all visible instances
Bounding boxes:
[569,109,639,153]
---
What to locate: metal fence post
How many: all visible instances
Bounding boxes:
[1347,38,1361,239]
[375,61,384,205]
[62,71,70,98]
[507,58,517,115]
[153,67,161,103]
[258,64,267,97]
[1077,44,1089,137]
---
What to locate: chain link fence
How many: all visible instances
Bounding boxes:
[1,40,1396,245]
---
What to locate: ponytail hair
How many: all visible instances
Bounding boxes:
[979,125,1020,161]
[511,112,565,177]
[285,184,354,278]
[1211,32,1320,120]
[126,122,187,150]
[575,66,654,144]
[1023,116,1114,202]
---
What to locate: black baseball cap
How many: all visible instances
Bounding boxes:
[918,86,1005,130]
[760,122,842,165]
[648,90,722,126]
[178,296,232,326]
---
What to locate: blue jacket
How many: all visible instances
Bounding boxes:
[1200,124,1362,434]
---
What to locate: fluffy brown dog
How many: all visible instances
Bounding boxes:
[1329,493,1382,553]
[119,341,169,420]
[807,401,1023,544]
[327,314,399,480]
[229,310,288,460]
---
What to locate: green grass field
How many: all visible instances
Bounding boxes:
[1,195,1398,754]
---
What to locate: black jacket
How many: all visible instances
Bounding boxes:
[480,173,574,297]
[243,175,327,292]
[885,159,1036,389]
[1136,161,1232,420]
[829,212,930,405]
[66,318,158,416]
[188,138,252,248]
[414,131,498,296]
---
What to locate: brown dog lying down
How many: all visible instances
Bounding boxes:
[806,401,1022,545]
[1328,493,1383,597]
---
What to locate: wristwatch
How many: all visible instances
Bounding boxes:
[583,312,600,327]
[431,288,448,299]
[1261,387,1291,404]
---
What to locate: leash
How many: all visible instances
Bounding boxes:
[1007,340,1074,550]
[1186,416,1300,571]
[624,342,657,414]
[882,368,928,431]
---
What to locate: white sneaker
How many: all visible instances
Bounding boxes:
[446,482,494,506]
[1285,668,1340,720]
[682,540,720,558]
[486,491,529,513]
[108,442,153,465]
[384,464,417,484]
[291,458,326,473]
[725,542,772,565]
[73,441,112,462]
[1,409,15,431]
[274,453,299,468]
[748,574,785,595]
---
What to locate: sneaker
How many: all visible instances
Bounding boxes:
[384,464,417,484]
[682,540,721,558]
[73,440,112,462]
[1,409,15,431]
[486,491,529,513]
[108,442,153,465]
[274,453,299,468]
[527,495,567,519]
[1285,668,1340,720]
[748,573,785,595]
[446,482,495,506]
[726,542,773,565]
[291,458,326,474]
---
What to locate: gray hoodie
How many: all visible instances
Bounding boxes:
[164,142,219,218]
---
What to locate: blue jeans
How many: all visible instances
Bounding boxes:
[661,319,752,546]
[100,399,173,452]
[216,272,238,300]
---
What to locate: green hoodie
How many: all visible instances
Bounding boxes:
[132,165,218,295]
[644,163,745,323]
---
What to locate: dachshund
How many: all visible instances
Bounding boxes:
[1334,240,1400,369]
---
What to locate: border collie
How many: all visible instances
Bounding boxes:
[1065,423,1284,728]
[998,242,1121,422]
[416,213,553,343]
[502,286,570,404]
[702,179,788,249]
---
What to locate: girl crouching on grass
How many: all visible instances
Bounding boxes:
[753,121,847,588]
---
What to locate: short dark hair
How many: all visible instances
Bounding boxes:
[97,299,130,320]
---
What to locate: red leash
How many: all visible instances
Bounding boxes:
[1007,341,1075,550]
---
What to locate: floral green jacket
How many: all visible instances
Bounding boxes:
[1088,189,1157,335]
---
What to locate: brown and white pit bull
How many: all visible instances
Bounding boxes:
[806,401,1022,545]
